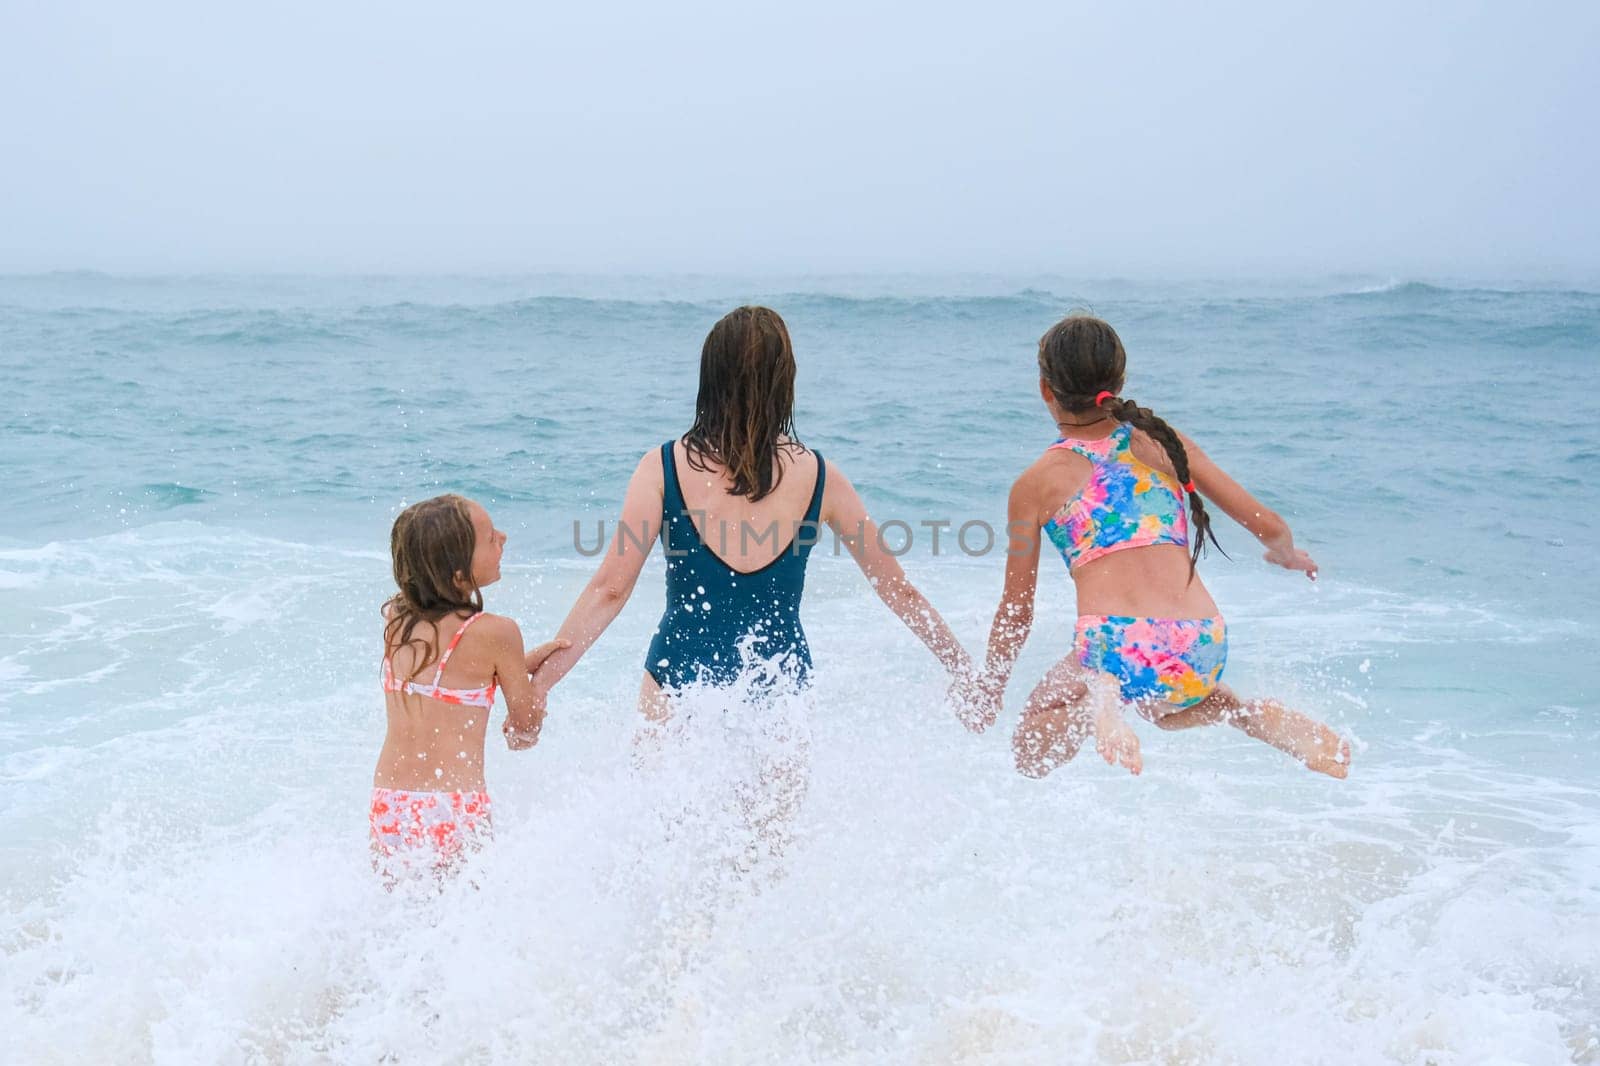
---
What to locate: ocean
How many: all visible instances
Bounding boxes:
[2,273,1597,1063]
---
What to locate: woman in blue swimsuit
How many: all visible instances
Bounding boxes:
[527,306,979,729]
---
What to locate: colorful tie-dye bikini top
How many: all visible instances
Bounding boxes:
[1043,423,1190,572]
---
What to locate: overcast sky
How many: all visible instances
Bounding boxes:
[1,0,1595,277]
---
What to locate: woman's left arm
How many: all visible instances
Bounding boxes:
[821,462,982,727]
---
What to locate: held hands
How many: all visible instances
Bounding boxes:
[1263,545,1319,581]
[949,664,1000,735]
[503,682,548,750]
[502,701,543,750]
[525,638,570,676]
[504,638,569,751]
[934,641,994,735]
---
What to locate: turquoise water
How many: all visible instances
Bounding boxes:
[3,274,1598,1063]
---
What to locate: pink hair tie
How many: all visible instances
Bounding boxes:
[1094,390,1115,406]
[1183,480,1196,493]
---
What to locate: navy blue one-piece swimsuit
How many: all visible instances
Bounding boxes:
[644,441,826,690]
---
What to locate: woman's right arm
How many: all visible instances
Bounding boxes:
[526,449,664,694]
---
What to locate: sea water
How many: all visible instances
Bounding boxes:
[2,273,1597,1063]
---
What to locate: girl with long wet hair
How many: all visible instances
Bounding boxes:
[372,494,564,881]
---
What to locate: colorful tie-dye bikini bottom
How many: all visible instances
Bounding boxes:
[1074,614,1228,711]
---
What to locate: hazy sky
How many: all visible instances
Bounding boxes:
[2,0,1596,276]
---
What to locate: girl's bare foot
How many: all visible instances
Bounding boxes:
[1094,702,1142,776]
[1210,687,1352,781]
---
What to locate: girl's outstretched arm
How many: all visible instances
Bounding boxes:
[1179,432,1319,580]
[978,471,1044,716]
[821,462,981,728]
[526,450,664,696]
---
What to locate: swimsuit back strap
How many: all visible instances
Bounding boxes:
[1048,422,1134,462]
[660,441,683,513]
[432,613,483,686]
[803,451,826,527]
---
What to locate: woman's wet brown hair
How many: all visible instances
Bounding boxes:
[681,305,803,501]
[1037,315,1223,575]
[383,494,482,680]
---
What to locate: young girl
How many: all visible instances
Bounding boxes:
[978,316,1350,779]
[373,494,564,879]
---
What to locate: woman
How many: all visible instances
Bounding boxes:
[523,306,978,729]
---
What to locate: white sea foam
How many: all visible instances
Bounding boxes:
[1,526,1597,1063]
[4,682,1596,1063]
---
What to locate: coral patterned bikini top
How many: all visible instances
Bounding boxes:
[381,612,498,709]
[1043,423,1190,572]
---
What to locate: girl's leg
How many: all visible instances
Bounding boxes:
[1012,657,1093,778]
[1013,658,1138,777]
[1176,683,1351,778]
[1143,698,1229,731]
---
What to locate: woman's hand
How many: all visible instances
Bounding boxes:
[525,638,570,677]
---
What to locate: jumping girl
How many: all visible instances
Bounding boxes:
[978,316,1351,779]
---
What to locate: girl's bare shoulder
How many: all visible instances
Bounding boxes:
[1015,448,1090,516]
[469,612,523,647]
